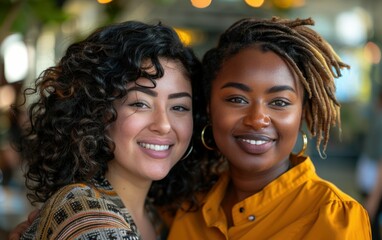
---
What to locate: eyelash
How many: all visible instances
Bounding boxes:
[270,99,290,107]
[226,97,290,107]
[128,101,149,109]
[128,101,191,112]
[227,97,248,104]
[172,106,191,112]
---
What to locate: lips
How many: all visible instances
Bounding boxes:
[235,134,275,155]
[139,143,170,151]
[138,141,173,159]
[240,139,268,145]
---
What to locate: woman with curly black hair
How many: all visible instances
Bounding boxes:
[168,17,371,239]
[14,20,204,240]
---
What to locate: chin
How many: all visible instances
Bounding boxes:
[150,174,169,181]
[148,169,172,181]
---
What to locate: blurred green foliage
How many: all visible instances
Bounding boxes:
[0,0,68,40]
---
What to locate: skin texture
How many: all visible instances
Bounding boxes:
[104,59,193,239]
[8,59,194,240]
[208,46,305,223]
[106,59,193,186]
[10,20,203,240]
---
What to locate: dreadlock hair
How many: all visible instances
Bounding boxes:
[202,17,350,157]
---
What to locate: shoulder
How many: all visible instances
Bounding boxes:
[306,197,371,239]
[33,182,140,240]
[307,176,359,204]
[44,182,118,210]
[305,178,371,233]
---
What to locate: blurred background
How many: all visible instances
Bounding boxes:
[0,0,381,238]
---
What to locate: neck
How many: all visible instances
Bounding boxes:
[105,166,152,217]
[222,158,291,228]
[228,158,290,202]
[105,162,157,240]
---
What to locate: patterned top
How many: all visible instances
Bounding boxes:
[20,176,143,240]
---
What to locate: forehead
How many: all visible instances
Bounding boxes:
[135,58,191,92]
[136,58,189,87]
[141,57,186,74]
[215,46,301,90]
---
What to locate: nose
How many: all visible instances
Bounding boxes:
[242,104,271,130]
[149,108,172,134]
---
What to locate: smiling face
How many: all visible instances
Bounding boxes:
[209,46,304,177]
[107,59,193,184]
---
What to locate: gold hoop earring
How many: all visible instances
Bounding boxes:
[180,145,193,161]
[296,131,308,157]
[201,124,215,151]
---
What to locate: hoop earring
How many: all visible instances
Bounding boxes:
[201,124,215,151]
[296,131,308,157]
[180,145,193,161]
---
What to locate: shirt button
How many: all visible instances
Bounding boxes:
[248,215,255,221]
[239,207,245,213]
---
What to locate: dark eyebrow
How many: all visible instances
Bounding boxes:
[267,85,296,94]
[169,92,192,99]
[127,86,157,97]
[221,82,251,92]
[127,86,191,99]
[221,82,296,94]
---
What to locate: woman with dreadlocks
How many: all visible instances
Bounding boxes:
[167,17,371,239]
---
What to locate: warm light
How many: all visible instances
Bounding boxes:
[191,0,212,8]
[97,0,112,4]
[363,42,381,64]
[174,28,192,46]
[174,28,205,46]
[293,0,305,7]
[0,34,29,83]
[245,0,264,8]
[0,85,16,110]
[272,0,294,8]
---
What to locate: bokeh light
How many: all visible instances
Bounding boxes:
[191,0,212,8]
[363,41,381,65]
[1,34,29,83]
[245,0,265,8]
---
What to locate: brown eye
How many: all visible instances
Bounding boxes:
[128,101,149,109]
[227,97,248,104]
[172,105,191,112]
[271,99,289,107]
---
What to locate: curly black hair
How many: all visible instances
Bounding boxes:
[15,21,205,209]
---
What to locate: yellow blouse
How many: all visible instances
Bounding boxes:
[167,155,371,240]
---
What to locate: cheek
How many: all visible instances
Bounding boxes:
[186,118,194,141]
[174,115,193,142]
[109,113,141,143]
[210,102,238,145]
[281,113,302,129]
[275,110,303,147]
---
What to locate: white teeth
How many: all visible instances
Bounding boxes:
[140,143,170,151]
[241,139,267,145]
